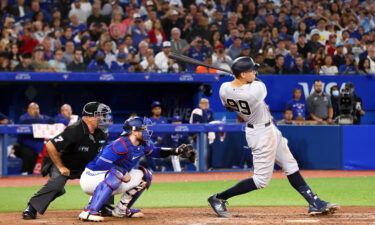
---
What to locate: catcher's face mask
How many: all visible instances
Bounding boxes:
[140,117,153,143]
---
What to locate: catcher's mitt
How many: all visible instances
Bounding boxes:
[177,144,196,163]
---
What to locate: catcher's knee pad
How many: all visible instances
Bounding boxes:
[253,173,272,189]
[138,166,152,189]
[105,168,127,191]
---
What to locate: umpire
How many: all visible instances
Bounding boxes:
[22,102,112,219]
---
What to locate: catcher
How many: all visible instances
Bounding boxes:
[78,117,195,222]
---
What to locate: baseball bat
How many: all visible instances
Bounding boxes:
[168,52,233,75]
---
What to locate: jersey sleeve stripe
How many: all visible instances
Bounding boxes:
[112,138,129,155]
[99,156,113,164]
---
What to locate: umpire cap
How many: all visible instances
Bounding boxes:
[231,56,259,78]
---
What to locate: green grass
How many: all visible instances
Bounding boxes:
[1,177,374,212]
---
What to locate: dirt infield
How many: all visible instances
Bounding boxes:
[1,170,375,187]
[1,170,374,224]
[1,207,375,225]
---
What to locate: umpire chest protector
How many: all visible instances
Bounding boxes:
[50,120,107,174]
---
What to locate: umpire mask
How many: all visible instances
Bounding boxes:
[82,102,112,133]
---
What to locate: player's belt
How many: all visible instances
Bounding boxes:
[247,121,271,129]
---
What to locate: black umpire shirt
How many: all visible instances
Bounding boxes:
[50,120,107,175]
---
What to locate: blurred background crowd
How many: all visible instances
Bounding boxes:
[0,0,374,74]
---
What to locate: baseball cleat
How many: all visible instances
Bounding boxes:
[208,194,232,218]
[78,210,104,222]
[22,205,37,220]
[308,201,340,216]
[99,204,114,217]
[112,207,144,218]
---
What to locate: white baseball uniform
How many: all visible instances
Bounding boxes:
[219,80,299,189]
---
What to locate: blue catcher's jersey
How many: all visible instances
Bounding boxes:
[86,136,154,173]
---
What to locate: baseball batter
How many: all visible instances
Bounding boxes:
[208,56,339,217]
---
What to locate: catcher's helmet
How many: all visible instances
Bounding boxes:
[231,56,259,77]
[122,117,153,143]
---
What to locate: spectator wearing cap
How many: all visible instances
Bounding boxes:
[63,41,75,65]
[333,42,347,68]
[68,0,91,25]
[9,0,31,22]
[69,14,88,37]
[216,0,231,18]
[228,35,242,60]
[339,52,361,75]
[170,27,189,55]
[14,53,35,71]
[273,54,289,74]
[155,41,179,73]
[189,98,214,124]
[83,42,97,65]
[110,52,131,72]
[126,13,148,47]
[67,48,86,72]
[87,50,110,72]
[238,43,251,57]
[186,36,210,72]
[309,18,330,46]
[31,45,53,72]
[212,42,232,74]
[87,4,107,27]
[49,49,67,72]
[196,55,217,73]
[366,45,375,74]
[320,55,338,75]
[148,19,167,51]
[307,31,324,55]
[148,101,168,144]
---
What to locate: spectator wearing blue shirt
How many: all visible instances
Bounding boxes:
[16,102,53,174]
[127,13,148,48]
[87,51,110,72]
[148,101,168,144]
[110,53,131,72]
[346,19,362,41]
[186,36,210,72]
[286,88,307,120]
[53,104,73,126]
[189,98,214,124]
[228,36,242,60]
[159,115,194,171]
[27,0,52,23]
[283,44,298,70]
[59,26,74,47]
[69,13,88,37]
[339,53,360,75]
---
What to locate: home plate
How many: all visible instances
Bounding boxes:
[285,219,320,223]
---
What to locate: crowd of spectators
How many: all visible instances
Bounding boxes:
[0,0,374,74]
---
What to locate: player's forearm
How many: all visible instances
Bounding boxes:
[46,141,66,169]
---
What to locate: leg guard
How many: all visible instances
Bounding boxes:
[83,168,125,214]
[112,167,152,218]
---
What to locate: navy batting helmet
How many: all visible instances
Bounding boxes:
[122,117,153,143]
[231,56,259,77]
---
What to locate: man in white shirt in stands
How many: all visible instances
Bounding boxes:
[155,41,179,73]
[367,45,375,74]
